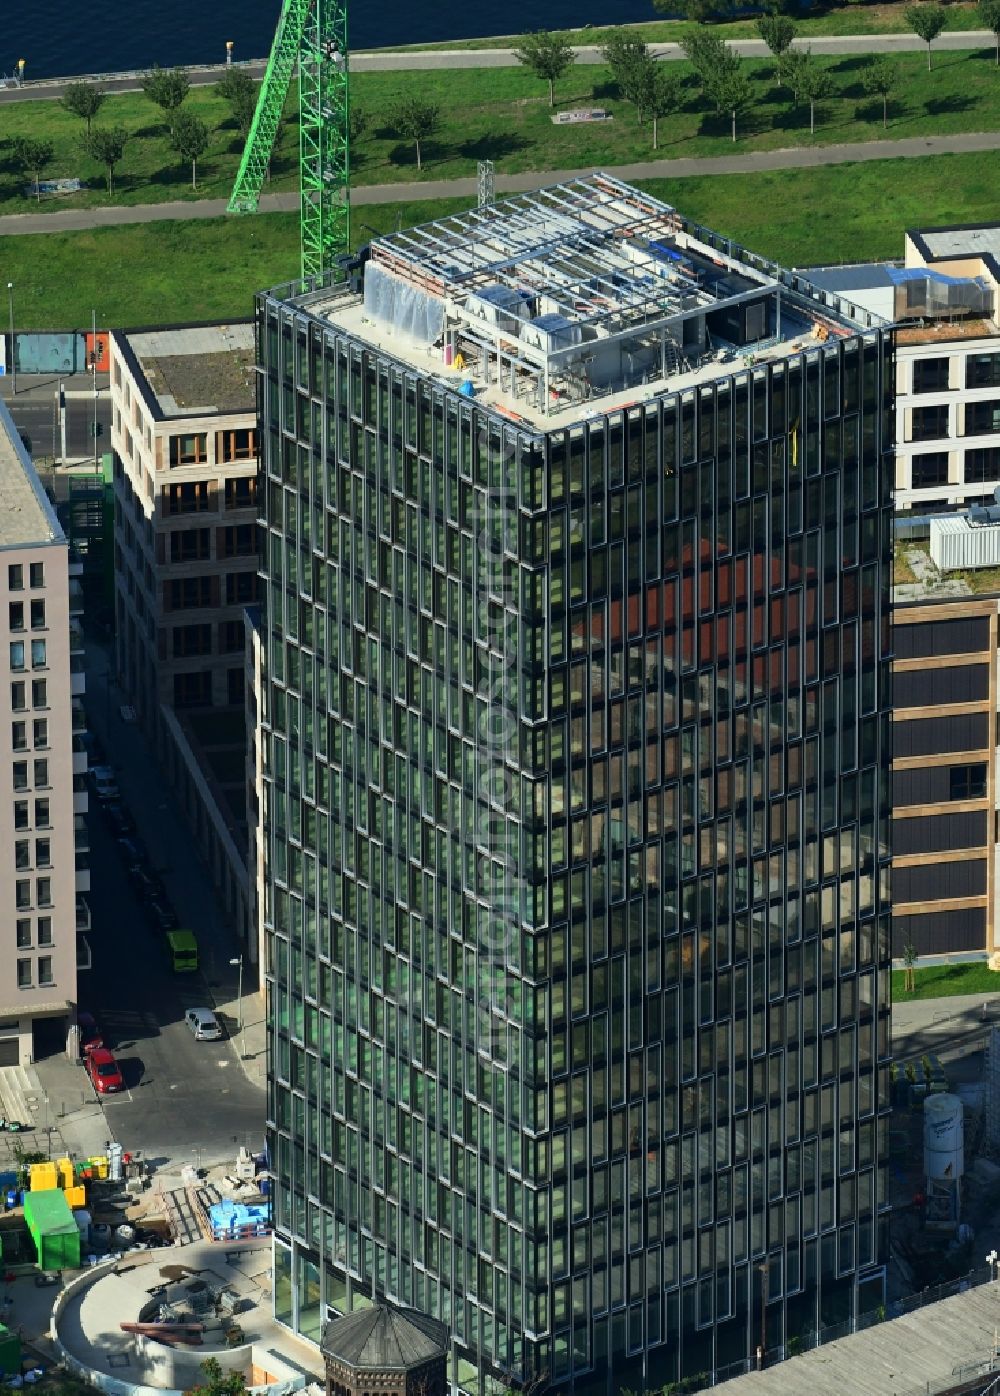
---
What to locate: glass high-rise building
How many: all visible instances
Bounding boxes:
[257,175,894,1395]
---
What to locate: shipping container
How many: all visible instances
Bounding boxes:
[930,513,1000,571]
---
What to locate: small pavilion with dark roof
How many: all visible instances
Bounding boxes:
[320,1303,449,1396]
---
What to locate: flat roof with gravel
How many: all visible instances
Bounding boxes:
[124,324,256,417]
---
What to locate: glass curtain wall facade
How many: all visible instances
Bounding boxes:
[257,293,894,1392]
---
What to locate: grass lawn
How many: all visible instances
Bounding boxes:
[892,960,1000,1001]
[4,148,1000,329]
[382,1,988,47]
[5,46,1000,212]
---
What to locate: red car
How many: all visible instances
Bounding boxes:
[78,1011,103,1055]
[86,1048,123,1094]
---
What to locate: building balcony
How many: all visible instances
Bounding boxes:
[71,668,86,697]
[74,815,89,855]
[68,579,85,618]
[76,894,91,933]
[69,618,85,655]
[72,747,88,777]
[73,789,88,816]
[75,864,91,894]
[76,934,92,973]
[72,701,86,733]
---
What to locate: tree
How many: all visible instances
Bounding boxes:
[861,54,899,127]
[169,110,210,189]
[86,126,129,195]
[902,940,917,994]
[140,65,191,129]
[904,3,947,69]
[978,0,1000,65]
[513,30,576,107]
[389,96,440,171]
[777,47,808,99]
[705,62,753,142]
[755,14,796,58]
[681,31,731,81]
[638,62,681,149]
[61,81,105,137]
[216,67,257,134]
[794,50,833,134]
[188,1358,247,1396]
[12,137,54,202]
[602,29,652,119]
[654,0,737,22]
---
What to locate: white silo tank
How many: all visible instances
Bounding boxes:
[924,1093,964,1181]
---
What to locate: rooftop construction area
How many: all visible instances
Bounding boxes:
[298,173,882,428]
[122,324,256,418]
[0,399,63,548]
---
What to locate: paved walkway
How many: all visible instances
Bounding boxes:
[0,30,995,101]
[2,126,999,237]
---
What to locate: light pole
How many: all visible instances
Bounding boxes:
[988,1249,998,1281]
[229,954,245,1057]
[6,282,14,396]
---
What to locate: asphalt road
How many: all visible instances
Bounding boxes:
[70,648,264,1170]
[2,384,111,461]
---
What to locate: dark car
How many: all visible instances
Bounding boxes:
[130,866,164,902]
[103,802,135,838]
[148,897,179,932]
[77,1011,103,1055]
[118,834,149,869]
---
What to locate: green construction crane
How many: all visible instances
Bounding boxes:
[228,0,349,282]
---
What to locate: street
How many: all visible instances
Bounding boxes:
[0,378,111,464]
[33,640,265,1171]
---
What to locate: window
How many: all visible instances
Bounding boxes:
[165,481,211,515]
[15,840,30,870]
[11,722,26,752]
[9,642,25,671]
[911,452,949,489]
[8,602,23,631]
[33,759,48,788]
[7,564,22,591]
[29,563,43,589]
[33,719,48,749]
[12,761,28,792]
[31,680,46,709]
[37,916,52,947]
[15,880,30,909]
[220,620,245,653]
[226,572,257,605]
[910,404,950,441]
[38,956,53,987]
[169,433,209,466]
[30,639,46,669]
[173,671,212,708]
[36,878,51,908]
[13,801,28,831]
[913,357,950,393]
[29,599,45,629]
[965,400,1000,436]
[219,428,257,463]
[16,960,31,989]
[964,448,1000,483]
[169,529,211,563]
[35,839,51,869]
[218,524,255,559]
[34,798,49,828]
[10,682,25,711]
[951,763,988,800]
[225,475,256,508]
[172,624,212,658]
[166,576,214,610]
[967,353,1000,390]
[15,919,30,950]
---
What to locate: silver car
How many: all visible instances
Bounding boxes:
[184,1007,222,1041]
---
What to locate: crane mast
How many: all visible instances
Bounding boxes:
[228,0,349,282]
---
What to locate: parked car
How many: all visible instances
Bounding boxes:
[102,801,134,838]
[89,765,119,802]
[77,1011,103,1055]
[130,867,164,902]
[118,835,149,870]
[148,897,179,932]
[184,1008,223,1041]
[86,1048,124,1094]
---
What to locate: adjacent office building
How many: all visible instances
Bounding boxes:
[809,224,1000,516]
[0,399,85,1064]
[109,325,260,949]
[257,176,894,1390]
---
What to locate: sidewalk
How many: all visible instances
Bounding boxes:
[83,642,266,1090]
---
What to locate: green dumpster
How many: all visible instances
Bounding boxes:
[23,1188,80,1271]
[0,1323,20,1376]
